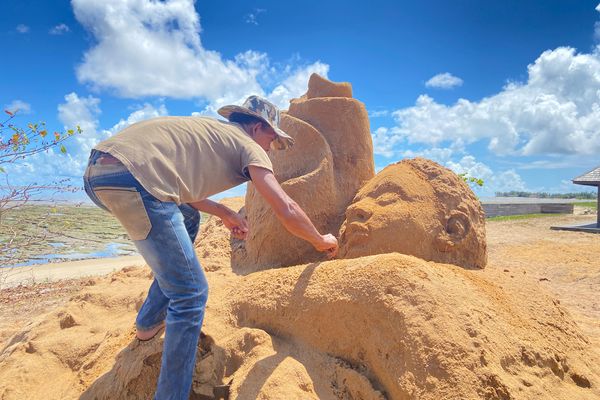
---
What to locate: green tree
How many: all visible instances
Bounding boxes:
[458,173,484,189]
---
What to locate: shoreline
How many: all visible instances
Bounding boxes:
[0,255,146,288]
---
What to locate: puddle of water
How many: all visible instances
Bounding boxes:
[2,242,138,268]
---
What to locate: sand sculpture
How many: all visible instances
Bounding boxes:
[1,75,599,399]
[339,158,487,269]
[231,73,375,272]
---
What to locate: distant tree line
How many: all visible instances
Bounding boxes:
[495,191,597,199]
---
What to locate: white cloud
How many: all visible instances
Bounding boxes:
[245,9,266,25]
[107,103,168,135]
[57,93,170,171]
[54,93,103,177]
[401,146,459,165]
[72,0,328,112]
[16,24,29,34]
[425,72,463,89]
[372,126,404,157]
[385,47,600,157]
[72,0,264,100]
[49,23,70,35]
[195,60,329,117]
[267,62,329,109]
[596,3,600,12]
[446,155,526,195]
[4,100,31,114]
[0,94,171,185]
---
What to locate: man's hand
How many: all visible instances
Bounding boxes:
[190,199,249,240]
[313,233,338,259]
[221,212,249,240]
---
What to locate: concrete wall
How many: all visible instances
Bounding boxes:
[483,203,574,218]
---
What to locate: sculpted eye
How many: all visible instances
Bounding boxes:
[376,192,398,206]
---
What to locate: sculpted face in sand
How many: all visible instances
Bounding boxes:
[339,158,487,269]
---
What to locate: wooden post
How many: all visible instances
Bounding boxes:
[597,186,600,227]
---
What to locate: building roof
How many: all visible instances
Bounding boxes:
[573,165,600,186]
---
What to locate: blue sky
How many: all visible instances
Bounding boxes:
[2,0,600,201]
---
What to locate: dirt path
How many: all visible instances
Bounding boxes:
[0,255,145,288]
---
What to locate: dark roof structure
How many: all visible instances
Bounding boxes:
[573,165,600,186]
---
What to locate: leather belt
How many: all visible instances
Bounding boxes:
[97,154,123,165]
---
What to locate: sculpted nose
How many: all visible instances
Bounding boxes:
[347,203,373,222]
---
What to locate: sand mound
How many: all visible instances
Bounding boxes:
[232,74,375,272]
[0,267,151,399]
[339,158,487,269]
[229,253,599,399]
[195,196,244,272]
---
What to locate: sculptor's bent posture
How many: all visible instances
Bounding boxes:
[82,96,338,400]
[339,158,487,269]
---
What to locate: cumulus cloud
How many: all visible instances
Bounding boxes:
[107,103,168,136]
[267,62,329,109]
[49,23,70,35]
[383,47,600,157]
[372,126,403,157]
[71,0,328,113]
[72,0,266,100]
[425,72,463,89]
[197,60,329,116]
[56,93,168,176]
[4,100,31,114]
[56,93,103,173]
[16,24,29,34]
[446,155,527,195]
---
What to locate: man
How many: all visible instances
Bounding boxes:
[82,95,338,400]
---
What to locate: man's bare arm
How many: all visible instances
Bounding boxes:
[190,199,233,219]
[248,165,338,256]
[190,199,248,239]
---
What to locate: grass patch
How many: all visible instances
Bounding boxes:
[1,204,212,266]
[1,205,134,266]
[487,213,567,222]
[573,201,597,209]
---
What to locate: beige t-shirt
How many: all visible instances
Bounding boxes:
[94,116,273,204]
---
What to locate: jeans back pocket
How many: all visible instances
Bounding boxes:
[94,186,152,241]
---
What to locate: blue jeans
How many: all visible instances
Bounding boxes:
[83,149,208,400]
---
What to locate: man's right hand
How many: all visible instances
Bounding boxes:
[313,233,338,259]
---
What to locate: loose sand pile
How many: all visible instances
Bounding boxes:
[1,75,599,399]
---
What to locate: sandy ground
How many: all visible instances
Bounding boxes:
[0,213,598,399]
[484,214,600,347]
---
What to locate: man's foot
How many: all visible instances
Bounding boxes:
[136,321,165,341]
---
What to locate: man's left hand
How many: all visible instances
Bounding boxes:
[221,212,249,240]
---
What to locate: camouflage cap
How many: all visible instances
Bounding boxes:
[218,95,294,150]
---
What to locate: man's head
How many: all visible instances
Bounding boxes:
[228,112,278,152]
[218,95,294,151]
[338,158,487,269]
